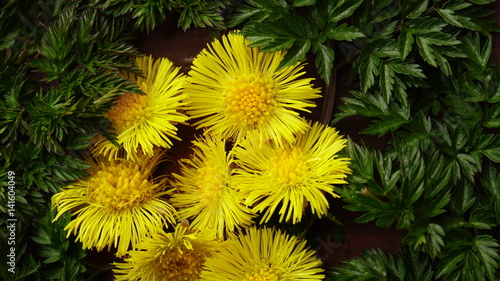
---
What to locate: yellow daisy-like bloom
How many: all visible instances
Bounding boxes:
[94,55,188,160]
[200,227,324,280]
[184,32,321,146]
[51,150,177,257]
[233,121,351,224]
[169,135,254,237]
[114,220,222,281]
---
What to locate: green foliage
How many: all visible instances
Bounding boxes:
[329,0,499,279]
[0,0,144,279]
[228,0,365,84]
[31,209,87,280]
[92,0,231,32]
[329,247,435,281]
[1,0,499,280]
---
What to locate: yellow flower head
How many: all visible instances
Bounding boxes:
[200,227,324,280]
[51,150,177,257]
[94,55,188,160]
[184,32,321,146]
[114,220,222,281]
[169,135,254,237]
[233,121,351,224]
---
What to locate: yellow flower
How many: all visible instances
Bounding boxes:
[51,150,177,257]
[184,32,321,146]
[114,220,222,281]
[169,135,254,237]
[94,55,188,160]
[233,121,351,224]
[200,227,324,281]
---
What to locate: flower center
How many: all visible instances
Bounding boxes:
[245,265,280,281]
[223,73,277,127]
[157,248,205,281]
[195,163,224,207]
[268,147,309,185]
[107,91,148,131]
[89,162,155,210]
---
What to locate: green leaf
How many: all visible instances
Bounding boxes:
[245,21,298,51]
[380,63,395,101]
[437,8,467,28]
[450,183,476,216]
[282,13,317,39]
[461,33,491,71]
[398,29,414,60]
[362,112,410,136]
[472,235,500,281]
[475,134,500,162]
[328,0,364,23]
[426,223,446,257]
[259,38,296,52]
[401,0,429,19]
[358,53,380,92]
[408,17,448,34]
[312,42,334,84]
[278,39,311,69]
[416,37,437,67]
[456,153,481,183]
[326,23,364,41]
[292,0,315,7]
[389,60,426,78]
[329,248,406,281]
[437,234,499,281]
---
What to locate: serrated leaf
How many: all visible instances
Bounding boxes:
[481,163,500,199]
[450,183,476,215]
[437,8,465,28]
[398,30,414,60]
[461,33,491,71]
[457,153,481,182]
[468,208,496,229]
[292,0,315,7]
[472,235,500,281]
[389,60,426,78]
[476,134,500,162]
[371,39,400,58]
[436,250,467,279]
[282,13,317,39]
[408,16,448,34]
[259,38,295,52]
[380,63,395,101]
[358,53,380,92]
[226,3,263,27]
[31,234,52,245]
[423,32,461,46]
[402,0,429,19]
[326,23,364,41]
[435,51,452,76]
[330,248,406,281]
[278,39,311,69]
[328,0,364,22]
[312,42,334,84]
[417,37,437,67]
[362,113,410,136]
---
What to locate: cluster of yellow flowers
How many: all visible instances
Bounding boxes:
[51,32,351,281]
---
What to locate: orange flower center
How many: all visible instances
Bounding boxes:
[245,265,281,281]
[268,147,309,185]
[89,161,155,210]
[157,248,205,281]
[223,73,277,126]
[107,91,148,131]
[195,163,224,208]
